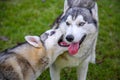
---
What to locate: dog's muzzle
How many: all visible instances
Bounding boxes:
[58,35,70,47]
[58,34,87,55]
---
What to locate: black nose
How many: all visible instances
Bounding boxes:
[66,35,74,42]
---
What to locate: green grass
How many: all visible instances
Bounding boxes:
[0,0,120,80]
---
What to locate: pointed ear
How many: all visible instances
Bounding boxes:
[25,36,42,48]
[64,0,69,13]
[91,3,99,22]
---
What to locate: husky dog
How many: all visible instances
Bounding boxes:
[50,0,99,80]
[0,29,67,80]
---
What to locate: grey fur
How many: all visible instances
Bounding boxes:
[52,0,98,29]
[41,33,49,43]
[67,0,96,9]
[0,47,38,80]
[52,7,97,29]
[61,7,96,24]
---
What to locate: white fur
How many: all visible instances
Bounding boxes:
[63,15,96,43]
[50,2,98,80]
[44,29,67,64]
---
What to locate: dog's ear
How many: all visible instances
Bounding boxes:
[64,0,69,13]
[25,36,42,48]
[64,0,81,13]
[91,3,98,23]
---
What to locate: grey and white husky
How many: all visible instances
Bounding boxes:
[0,29,67,80]
[50,0,99,80]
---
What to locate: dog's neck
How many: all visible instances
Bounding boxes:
[46,47,66,65]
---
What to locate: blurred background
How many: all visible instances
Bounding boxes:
[0,0,120,80]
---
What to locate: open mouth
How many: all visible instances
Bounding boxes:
[58,35,86,55]
[58,35,70,47]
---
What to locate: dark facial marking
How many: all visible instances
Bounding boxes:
[40,33,49,42]
[61,7,98,29]
[66,21,71,26]
[50,31,56,36]
[79,34,87,45]
[61,7,93,23]
[93,19,97,28]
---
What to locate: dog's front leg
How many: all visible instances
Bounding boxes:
[77,57,90,80]
[50,64,61,80]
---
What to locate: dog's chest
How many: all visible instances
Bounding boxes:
[65,56,81,67]
[55,53,84,67]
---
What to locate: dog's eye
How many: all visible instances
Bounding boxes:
[50,31,56,36]
[66,22,70,26]
[78,22,85,26]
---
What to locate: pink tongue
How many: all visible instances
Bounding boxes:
[68,42,79,55]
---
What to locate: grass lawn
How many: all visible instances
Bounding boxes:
[0,0,120,80]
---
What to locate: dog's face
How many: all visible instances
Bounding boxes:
[25,29,65,50]
[40,29,65,50]
[58,7,97,55]
[25,29,67,62]
[40,29,68,63]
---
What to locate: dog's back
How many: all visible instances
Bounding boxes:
[0,52,21,80]
[0,41,44,80]
[0,51,34,80]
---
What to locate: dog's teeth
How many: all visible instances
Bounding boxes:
[62,42,67,45]
[61,43,64,46]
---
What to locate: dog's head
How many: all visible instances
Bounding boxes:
[40,29,68,63]
[25,29,67,51]
[58,7,98,55]
[40,29,66,50]
[25,29,68,63]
